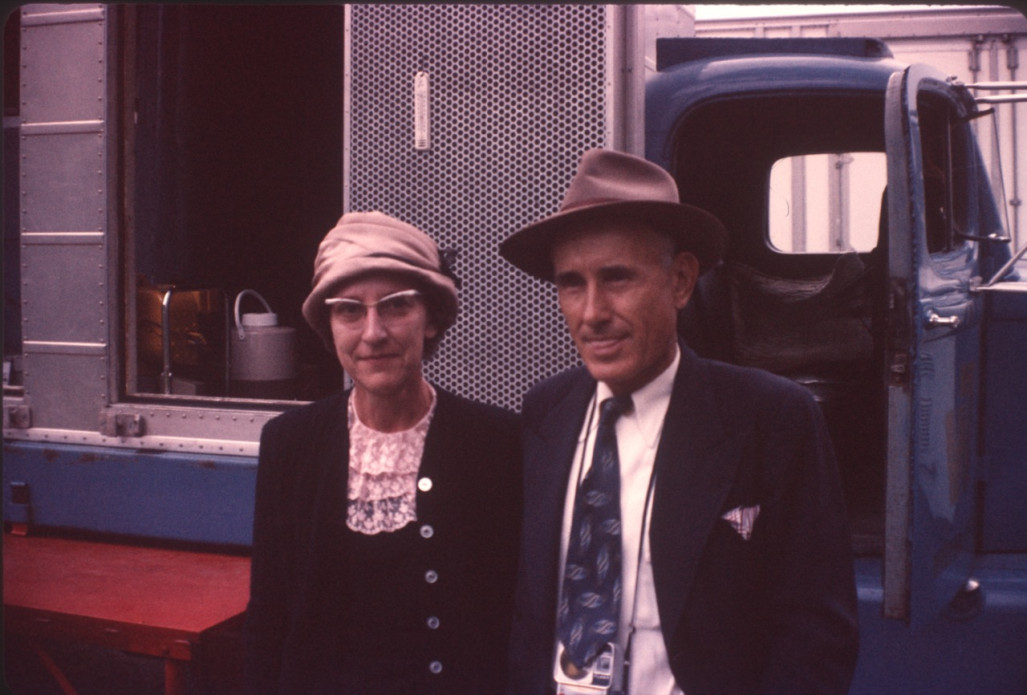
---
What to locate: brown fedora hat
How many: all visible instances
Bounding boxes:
[499,148,728,281]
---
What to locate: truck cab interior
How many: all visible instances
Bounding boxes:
[673,87,977,556]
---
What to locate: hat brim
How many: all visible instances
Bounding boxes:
[499,200,728,281]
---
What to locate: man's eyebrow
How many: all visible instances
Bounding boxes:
[596,264,637,279]
[553,269,584,286]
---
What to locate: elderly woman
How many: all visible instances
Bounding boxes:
[243,212,522,694]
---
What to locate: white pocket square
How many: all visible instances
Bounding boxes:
[721,504,760,540]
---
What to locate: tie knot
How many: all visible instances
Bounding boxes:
[600,395,632,423]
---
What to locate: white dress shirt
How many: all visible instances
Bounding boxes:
[555,346,685,695]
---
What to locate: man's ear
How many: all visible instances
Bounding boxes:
[671,251,700,309]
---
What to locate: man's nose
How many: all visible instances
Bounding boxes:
[582,284,612,324]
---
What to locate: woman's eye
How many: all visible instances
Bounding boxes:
[380,297,414,315]
[332,303,365,321]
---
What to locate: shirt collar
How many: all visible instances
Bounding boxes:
[595,344,680,451]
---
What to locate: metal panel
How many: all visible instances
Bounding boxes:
[20,350,107,430]
[20,128,105,232]
[21,241,107,343]
[2,441,256,546]
[20,5,106,124]
[346,4,614,410]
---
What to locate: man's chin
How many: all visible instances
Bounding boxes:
[582,358,628,387]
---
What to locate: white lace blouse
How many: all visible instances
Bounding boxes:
[346,387,437,535]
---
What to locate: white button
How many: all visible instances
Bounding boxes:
[425,569,438,584]
[427,616,440,629]
[418,477,433,492]
[420,524,434,539]
[429,660,443,674]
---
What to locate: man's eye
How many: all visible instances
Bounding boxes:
[554,275,584,292]
[602,269,635,284]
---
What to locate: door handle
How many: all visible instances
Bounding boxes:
[926,311,961,328]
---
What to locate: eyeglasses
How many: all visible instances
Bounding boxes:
[325,289,424,325]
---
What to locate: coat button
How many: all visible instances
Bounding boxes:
[429,660,443,674]
[427,616,440,629]
[420,524,434,539]
[425,569,439,584]
[418,477,433,492]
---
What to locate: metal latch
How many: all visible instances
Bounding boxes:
[99,412,145,438]
[4,405,31,429]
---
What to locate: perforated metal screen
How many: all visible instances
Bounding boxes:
[346,4,611,411]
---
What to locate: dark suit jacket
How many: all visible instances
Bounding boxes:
[244,387,521,694]
[507,345,858,695]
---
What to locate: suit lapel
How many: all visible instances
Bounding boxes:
[649,346,743,642]
[522,370,595,619]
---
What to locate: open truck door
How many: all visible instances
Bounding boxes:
[647,33,1026,694]
[882,63,985,624]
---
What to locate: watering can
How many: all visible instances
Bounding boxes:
[229,290,298,398]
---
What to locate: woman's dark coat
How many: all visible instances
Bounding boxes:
[244,387,521,694]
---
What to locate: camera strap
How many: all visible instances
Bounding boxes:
[622,462,658,694]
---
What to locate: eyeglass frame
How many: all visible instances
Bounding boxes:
[324,289,425,326]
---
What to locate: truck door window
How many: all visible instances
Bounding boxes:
[768,152,886,254]
[918,92,970,255]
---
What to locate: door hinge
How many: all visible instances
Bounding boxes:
[888,351,911,386]
[887,279,912,386]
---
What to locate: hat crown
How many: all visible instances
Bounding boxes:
[498,148,728,281]
[316,211,441,271]
[560,149,680,212]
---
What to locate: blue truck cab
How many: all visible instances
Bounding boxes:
[647,38,1027,693]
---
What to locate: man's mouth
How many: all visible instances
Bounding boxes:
[581,334,626,355]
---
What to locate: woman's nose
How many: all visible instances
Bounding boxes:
[360,307,389,341]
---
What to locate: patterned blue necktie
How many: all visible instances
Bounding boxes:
[558,394,632,671]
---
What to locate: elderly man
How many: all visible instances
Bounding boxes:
[500,149,858,695]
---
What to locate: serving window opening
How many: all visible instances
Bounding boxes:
[123,4,344,404]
